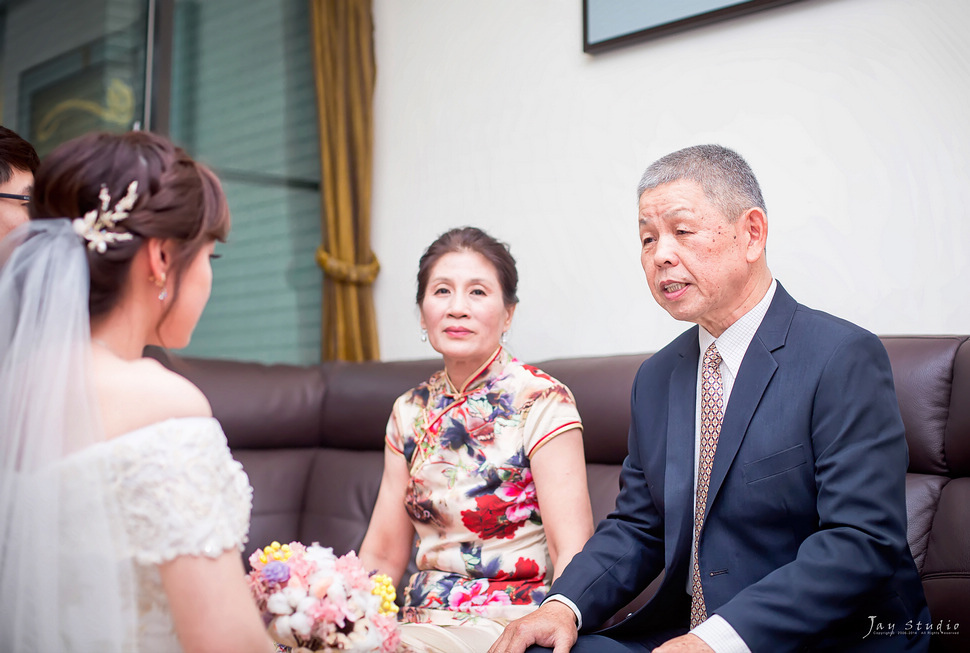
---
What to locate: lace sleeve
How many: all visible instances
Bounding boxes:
[107,418,253,565]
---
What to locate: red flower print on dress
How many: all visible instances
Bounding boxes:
[447,579,512,615]
[492,557,541,582]
[495,469,538,523]
[520,367,574,404]
[521,364,556,383]
[461,471,540,539]
[461,494,520,539]
[490,557,545,604]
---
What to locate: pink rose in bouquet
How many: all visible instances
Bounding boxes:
[248,541,401,652]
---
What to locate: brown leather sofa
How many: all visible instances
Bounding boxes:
[149,335,969,651]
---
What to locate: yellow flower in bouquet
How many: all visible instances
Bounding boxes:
[370,574,399,617]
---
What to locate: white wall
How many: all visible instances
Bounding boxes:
[371,0,970,363]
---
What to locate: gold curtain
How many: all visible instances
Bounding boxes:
[309,0,380,361]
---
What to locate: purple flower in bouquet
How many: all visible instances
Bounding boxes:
[262,561,291,585]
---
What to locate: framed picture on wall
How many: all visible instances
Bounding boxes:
[583,0,804,54]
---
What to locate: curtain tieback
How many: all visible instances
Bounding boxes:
[315,246,381,284]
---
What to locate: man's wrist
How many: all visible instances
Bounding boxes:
[691,614,751,653]
[541,594,582,629]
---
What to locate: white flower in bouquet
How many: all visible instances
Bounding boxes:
[267,591,294,615]
[290,611,313,638]
[269,614,294,641]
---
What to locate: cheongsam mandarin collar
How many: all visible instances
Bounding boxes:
[441,347,510,397]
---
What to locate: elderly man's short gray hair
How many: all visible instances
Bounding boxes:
[636,144,766,222]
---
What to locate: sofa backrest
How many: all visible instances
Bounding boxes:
[150,335,969,649]
[880,336,969,648]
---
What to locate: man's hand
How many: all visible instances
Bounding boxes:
[653,633,715,652]
[489,600,578,653]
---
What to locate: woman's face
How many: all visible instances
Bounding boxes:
[156,241,216,349]
[420,249,514,381]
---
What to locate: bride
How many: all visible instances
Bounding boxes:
[0,131,274,652]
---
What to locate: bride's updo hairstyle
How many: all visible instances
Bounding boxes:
[415,226,519,308]
[31,130,229,320]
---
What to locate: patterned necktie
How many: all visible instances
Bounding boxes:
[690,342,724,628]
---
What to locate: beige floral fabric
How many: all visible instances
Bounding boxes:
[386,348,582,625]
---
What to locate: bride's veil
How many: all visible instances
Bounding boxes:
[0,220,136,651]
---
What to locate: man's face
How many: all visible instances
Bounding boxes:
[638,179,755,336]
[0,167,33,239]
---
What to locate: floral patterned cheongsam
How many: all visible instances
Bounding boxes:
[386,347,583,626]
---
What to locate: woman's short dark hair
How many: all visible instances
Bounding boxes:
[31,131,229,323]
[416,226,518,307]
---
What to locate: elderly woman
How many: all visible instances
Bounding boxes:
[359,227,594,653]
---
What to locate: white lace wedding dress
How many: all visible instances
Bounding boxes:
[62,416,253,651]
[0,222,256,651]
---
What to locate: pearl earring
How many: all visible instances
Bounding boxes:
[421,329,428,343]
[501,331,509,346]
[151,273,167,301]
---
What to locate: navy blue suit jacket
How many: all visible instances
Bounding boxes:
[552,284,929,651]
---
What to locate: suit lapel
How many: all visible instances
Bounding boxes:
[706,283,796,511]
[665,331,699,575]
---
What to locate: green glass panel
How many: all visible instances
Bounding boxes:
[169,0,322,364]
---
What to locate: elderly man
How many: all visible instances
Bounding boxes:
[491,145,928,652]
[0,126,39,240]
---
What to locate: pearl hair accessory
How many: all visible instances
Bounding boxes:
[72,181,138,253]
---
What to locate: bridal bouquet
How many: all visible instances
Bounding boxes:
[247,541,401,652]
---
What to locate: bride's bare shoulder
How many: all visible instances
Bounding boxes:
[127,357,211,416]
[93,355,212,438]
